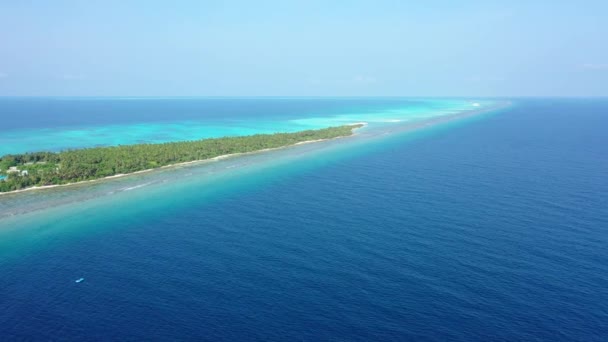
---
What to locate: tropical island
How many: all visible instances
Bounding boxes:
[0,124,363,193]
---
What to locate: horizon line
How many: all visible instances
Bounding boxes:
[0,95,606,99]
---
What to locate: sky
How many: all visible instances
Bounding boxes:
[0,0,607,97]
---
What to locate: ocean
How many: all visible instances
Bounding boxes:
[0,97,485,156]
[0,98,607,340]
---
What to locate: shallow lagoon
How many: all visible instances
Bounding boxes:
[0,97,490,155]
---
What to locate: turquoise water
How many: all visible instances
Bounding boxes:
[0,98,490,155]
[0,99,503,223]
[2,99,606,340]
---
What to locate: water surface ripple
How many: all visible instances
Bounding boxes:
[1,99,607,341]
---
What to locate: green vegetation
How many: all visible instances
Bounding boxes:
[0,124,362,193]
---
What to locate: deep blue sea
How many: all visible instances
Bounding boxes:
[1,98,607,341]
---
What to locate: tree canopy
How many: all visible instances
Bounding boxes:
[0,124,362,193]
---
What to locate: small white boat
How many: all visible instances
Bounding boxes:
[75,278,84,283]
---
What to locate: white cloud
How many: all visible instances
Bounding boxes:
[580,63,608,71]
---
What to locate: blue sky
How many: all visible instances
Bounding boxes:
[0,1,606,96]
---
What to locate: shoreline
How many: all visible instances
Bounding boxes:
[0,103,509,197]
[0,124,368,196]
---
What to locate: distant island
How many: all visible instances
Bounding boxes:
[0,124,363,193]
